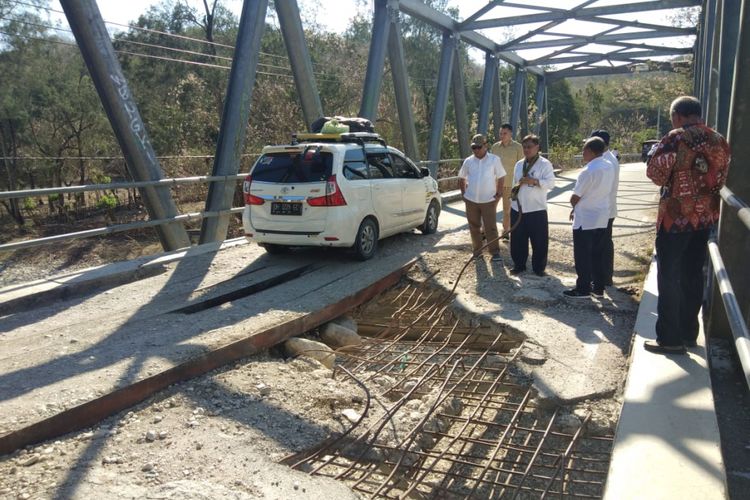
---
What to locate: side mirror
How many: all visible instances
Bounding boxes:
[420,167,431,178]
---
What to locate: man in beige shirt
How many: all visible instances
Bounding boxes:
[490,123,524,239]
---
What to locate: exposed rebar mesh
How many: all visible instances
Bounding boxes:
[284,280,614,499]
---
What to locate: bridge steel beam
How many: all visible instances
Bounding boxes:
[521,73,529,138]
[492,69,503,141]
[477,53,498,135]
[387,10,420,161]
[706,0,723,128]
[427,32,457,177]
[451,48,471,160]
[534,75,547,149]
[510,68,525,139]
[700,0,717,109]
[359,0,391,121]
[718,0,742,136]
[397,0,544,75]
[60,0,190,252]
[693,6,704,96]
[708,0,750,341]
[275,0,323,131]
[460,0,702,30]
[200,0,268,244]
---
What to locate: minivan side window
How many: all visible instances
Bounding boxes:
[343,161,369,180]
[343,149,369,180]
[391,154,422,179]
[367,152,394,179]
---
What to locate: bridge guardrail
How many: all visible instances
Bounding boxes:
[708,186,750,390]
[0,167,462,252]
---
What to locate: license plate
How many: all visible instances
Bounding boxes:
[271,202,302,216]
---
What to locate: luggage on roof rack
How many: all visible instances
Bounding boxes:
[292,132,386,147]
[310,116,375,134]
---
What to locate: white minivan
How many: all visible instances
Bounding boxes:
[242,132,441,260]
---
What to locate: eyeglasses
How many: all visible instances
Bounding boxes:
[471,145,483,150]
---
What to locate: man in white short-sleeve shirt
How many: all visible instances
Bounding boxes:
[458,133,506,261]
[508,134,557,276]
[590,129,619,287]
[564,136,614,298]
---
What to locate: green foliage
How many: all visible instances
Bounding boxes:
[96,194,118,211]
[22,197,36,211]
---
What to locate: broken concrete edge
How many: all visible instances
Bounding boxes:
[0,258,416,457]
[0,237,250,316]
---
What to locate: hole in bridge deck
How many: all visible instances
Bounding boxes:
[172,263,315,314]
[285,277,615,499]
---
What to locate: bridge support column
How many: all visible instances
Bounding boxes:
[427,32,457,177]
[491,70,503,141]
[451,48,471,160]
[388,11,420,160]
[477,53,497,135]
[60,0,190,251]
[359,0,391,122]
[534,75,547,146]
[510,68,525,140]
[200,0,268,244]
[276,0,323,131]
[717,0,742,136]
[699,0,717,110]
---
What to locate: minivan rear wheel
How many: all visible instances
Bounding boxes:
[418,200,440,234]
[261,243,289,255]
[353,218,378,260]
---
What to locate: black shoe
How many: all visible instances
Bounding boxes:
[509,267,525,275]
[643,340,686,355]
[591,288,604,297]
[534,270,546,277]
[563,289,590,298]
[684,340,698,348]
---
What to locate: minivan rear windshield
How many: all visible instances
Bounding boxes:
[251,151,333,183]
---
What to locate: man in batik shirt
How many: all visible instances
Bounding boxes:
[644,96,731,355]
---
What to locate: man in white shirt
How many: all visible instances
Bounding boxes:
[590,129,619,287]
[509,134,557,276]
[458,134,506,261]
[564,137,614,298]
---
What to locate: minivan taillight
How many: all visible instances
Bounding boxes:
[307,175,347,206]
[242,175,264,205]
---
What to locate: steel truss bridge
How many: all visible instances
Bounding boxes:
[2,1,749,381]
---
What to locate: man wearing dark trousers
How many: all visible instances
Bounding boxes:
[590,129,619,287]
[644,95,731,354]
[564,137,614,298]
[509,135,556,276]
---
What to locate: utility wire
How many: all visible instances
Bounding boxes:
[1,13,352,82]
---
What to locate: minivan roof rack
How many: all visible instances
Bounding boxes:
[292,131,387,147]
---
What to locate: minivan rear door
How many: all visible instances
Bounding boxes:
[248,148,333,234]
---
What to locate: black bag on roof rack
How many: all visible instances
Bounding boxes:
[311,116,374,134]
